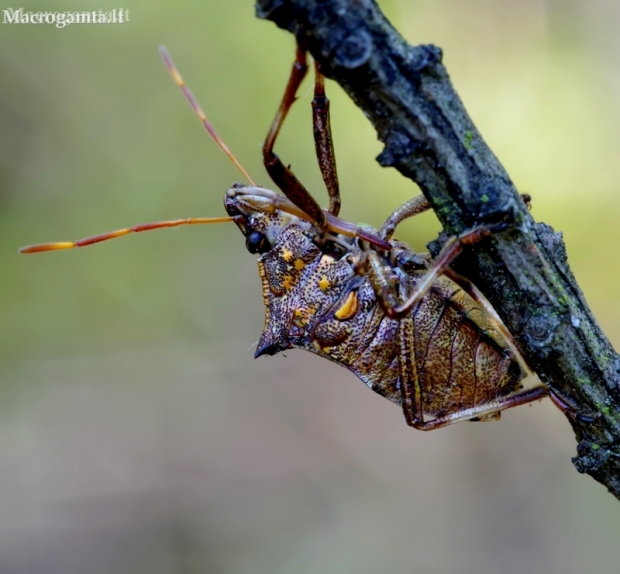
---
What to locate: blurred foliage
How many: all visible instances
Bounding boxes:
[2,0,620,572]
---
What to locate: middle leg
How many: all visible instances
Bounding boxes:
[379,193,532,242]
[379,195,431,241]
[360,221,508,320]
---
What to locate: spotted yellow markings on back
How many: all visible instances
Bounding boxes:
[294,258,306,270]
[311,340,334,354]
[293,306,315,328]
[335,290,358,320]
[319,276,330,292]
[282,275,295,291]
[293,309,305,328]
[281,248,293,262]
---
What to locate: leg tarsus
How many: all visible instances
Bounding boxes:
[548,388,600,424]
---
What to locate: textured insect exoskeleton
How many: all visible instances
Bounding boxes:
[22,45,573,430]
[223,183,549,430]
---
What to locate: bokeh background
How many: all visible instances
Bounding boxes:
[2,0,620,572]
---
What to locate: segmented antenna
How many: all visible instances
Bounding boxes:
[159,46,256,185]
[19,47,255,255]
[19,217,235,254]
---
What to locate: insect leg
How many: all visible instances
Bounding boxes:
[442,268,599,424]
[312,62,341,217]
[263,43,327,228]
[379,193,531,242]
[358,222,506,320]
[398,314,425,427]
[406,386,550,431]
[379,195,431,241]
[548,390,599,424]
[384,222,506,319]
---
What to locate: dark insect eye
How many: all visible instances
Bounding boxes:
[245,231,271,254]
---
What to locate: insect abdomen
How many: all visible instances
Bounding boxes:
[412,276,523,418]
[343,274,523,419]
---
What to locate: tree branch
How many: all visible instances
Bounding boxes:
[255,0,620,498]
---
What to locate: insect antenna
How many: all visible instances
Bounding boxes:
[20,47,255,255]
[19,217,235,254]
[159,46,256,186]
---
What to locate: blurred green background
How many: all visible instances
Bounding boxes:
[2,0,620,572]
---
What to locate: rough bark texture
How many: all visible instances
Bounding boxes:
[255,0,620,498]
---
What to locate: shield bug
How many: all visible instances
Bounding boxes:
[21,44,576,430]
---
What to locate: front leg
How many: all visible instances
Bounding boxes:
[312,62,341,217]
[263,42,327,228]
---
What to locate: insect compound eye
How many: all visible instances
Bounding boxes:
[245,231,271,254]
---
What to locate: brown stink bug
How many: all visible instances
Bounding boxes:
[21,45,575,430]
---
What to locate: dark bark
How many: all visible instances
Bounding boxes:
[255,0,620,498]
